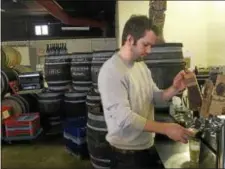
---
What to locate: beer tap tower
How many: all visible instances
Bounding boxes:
[185,75,225,168]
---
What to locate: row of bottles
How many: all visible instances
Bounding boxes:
[46,43,68,56]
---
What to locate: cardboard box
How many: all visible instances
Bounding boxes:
[208,75,225,115]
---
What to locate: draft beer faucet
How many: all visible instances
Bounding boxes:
[187,115,225,169]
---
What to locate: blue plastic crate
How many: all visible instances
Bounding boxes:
[63,117,87,138]
[63,132,86,145]
[64,136,88,158]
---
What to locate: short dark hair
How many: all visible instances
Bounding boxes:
[121,15,159,46]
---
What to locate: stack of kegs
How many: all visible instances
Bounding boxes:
[40,44,70,136]
[42,48,117,163]
[91,50,115,93]
[63,91,89,159]
[60,52,92,158]
[86,88,111,168]
[86,49,116,168]
[37,89,64,136]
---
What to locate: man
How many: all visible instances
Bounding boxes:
[98,15,193,169]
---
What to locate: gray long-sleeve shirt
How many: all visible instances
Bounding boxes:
[98,52,163,150]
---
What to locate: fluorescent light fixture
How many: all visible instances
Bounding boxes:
[1,9,6,12]
[35,26,42,35]
[61,27,90,31]
[42,25,48,35]
[35,25,49,36]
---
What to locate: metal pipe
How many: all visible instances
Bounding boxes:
[35,0,106,28]
[217,119,225,168]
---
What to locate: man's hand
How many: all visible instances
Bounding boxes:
[144,120,194,144]
[162,70,194,101]
[164,123,194,144]
[172,70,187,92]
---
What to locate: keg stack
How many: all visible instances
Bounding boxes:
[62,52,92,159]
[86,50,115,168]
[91,50,115,92]
[39,46,71,136]
[63,91,89,159]
[86,88,111,168]
[37,90,64,136]
[144,43,186,110]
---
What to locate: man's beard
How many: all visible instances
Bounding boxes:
[131,47,144,62]
[133,55,144,62]
[135,57,144,62]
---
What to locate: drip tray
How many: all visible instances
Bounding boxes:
[164,152,194,168]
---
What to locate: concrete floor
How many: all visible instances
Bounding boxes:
[2,135,92,169]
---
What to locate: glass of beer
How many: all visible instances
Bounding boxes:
[189,137,201,167]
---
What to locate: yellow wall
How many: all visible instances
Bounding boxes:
[206,1,225,66]
[117,1,225,68]
[116,1,149,47]
[164,1,208,68]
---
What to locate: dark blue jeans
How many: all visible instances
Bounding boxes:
[110,146,164,169]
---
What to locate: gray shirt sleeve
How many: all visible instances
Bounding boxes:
[98,69,147,131]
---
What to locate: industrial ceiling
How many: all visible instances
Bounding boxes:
[1,0,116,28]
[1,0,116,40]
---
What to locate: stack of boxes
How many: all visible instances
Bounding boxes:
[2,112,42,141]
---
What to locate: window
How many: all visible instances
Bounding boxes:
[35,25,49,36]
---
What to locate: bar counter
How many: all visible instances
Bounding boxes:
[155,111,217,168]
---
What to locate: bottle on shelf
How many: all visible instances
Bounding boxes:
[49,44,53,56]
[55,43,59,56]
[59,43,64,55]
[64,43,68,54]
[46,44,50,55]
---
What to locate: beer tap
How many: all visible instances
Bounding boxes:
[186,115,224,137]
[186,114,225,168]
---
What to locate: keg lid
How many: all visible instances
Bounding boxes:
[152,43,183,48]
[71,52,92,54]
[92,49,117,53]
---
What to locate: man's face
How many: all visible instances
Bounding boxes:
[131,30,157,60]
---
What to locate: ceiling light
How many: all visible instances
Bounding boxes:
[61,27,90,31]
